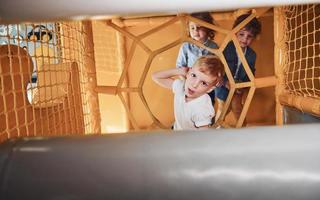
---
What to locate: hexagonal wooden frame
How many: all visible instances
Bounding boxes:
[97,8,276,130]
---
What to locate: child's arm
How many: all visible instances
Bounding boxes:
[152,68,188,89]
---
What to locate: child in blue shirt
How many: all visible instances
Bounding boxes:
[176,12,219,105]
[215,13,262,124]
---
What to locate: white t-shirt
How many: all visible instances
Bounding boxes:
[172,79,215,130]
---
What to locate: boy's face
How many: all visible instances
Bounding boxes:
[184,66,217,100]
[236,28,255,48]
[189,22,208,43]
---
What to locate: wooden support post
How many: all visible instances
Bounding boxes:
[82,21,101,134]
[274,7,285,125]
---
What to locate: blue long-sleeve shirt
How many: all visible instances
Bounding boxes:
[176,40,218,68]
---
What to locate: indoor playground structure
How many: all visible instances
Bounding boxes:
[0,0,320,199]
[0,3,319,138]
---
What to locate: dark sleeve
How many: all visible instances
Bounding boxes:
[222,42,235,80]
[241,48,256,82]
[248,50,256,76]
[222,42,232,62]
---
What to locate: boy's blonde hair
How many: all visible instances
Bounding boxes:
[193,55,224,83]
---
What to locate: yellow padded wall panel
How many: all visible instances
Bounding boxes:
[92,21,128,133]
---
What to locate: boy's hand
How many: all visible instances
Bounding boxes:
[177,67,189,78]
[215,72,224,87]
[152,67,189,89]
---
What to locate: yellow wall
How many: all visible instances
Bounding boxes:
[92,21,129,133]
[125,21,182,129]
[247,14,275,125]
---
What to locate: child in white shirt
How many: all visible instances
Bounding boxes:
[152,55,224,130]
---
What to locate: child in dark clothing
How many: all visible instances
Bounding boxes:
[215,13,262,124]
